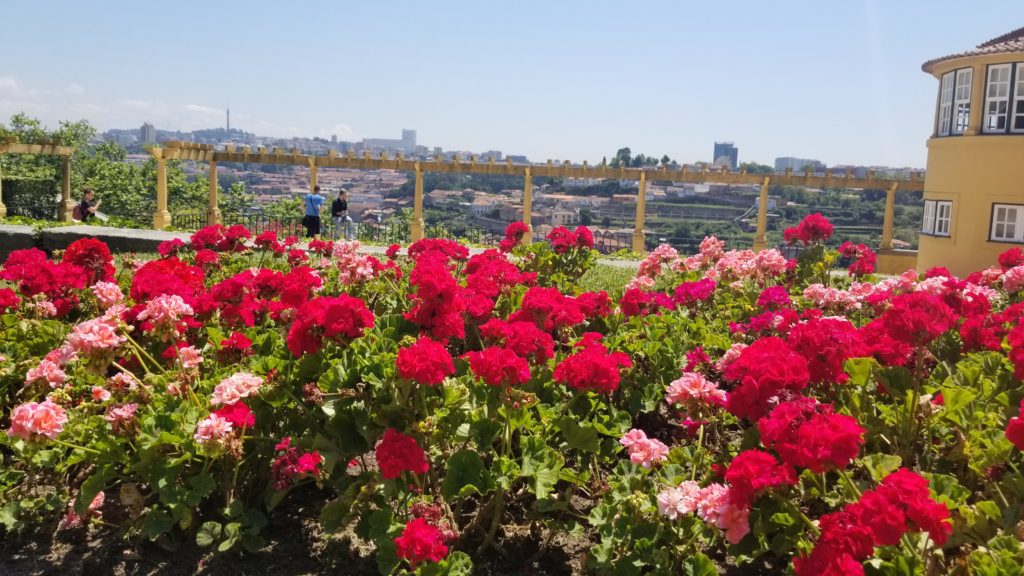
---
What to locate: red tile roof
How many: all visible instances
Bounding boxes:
[923,27,1024,72]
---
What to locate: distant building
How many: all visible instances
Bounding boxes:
[713,142,738,170]
[363,129,417,154]
[140,123,156,145]
[481,150,503,161]
[774,157,822,172]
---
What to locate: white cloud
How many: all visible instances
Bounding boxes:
[65,84,85,95]
[184,103,221,115]
[317,123,357,140]
[0,77,20,95]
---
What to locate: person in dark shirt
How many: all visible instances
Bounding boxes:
[331,189,354,240]
[76,189,101,222]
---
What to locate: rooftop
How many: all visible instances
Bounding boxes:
[922,26,1024,72]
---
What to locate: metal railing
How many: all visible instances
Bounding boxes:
[171,210,410,244]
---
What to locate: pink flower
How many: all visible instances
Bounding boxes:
[193,413,234,447]
[715,343,748,372]
[104,403,138,424]
[1002,266,1024,293]
[210,372,263,406]
[665,372,727,408]
[177,345,204,369]
[25,357,67,388]
[30,299,58,318]
[619,428,669,468]
[7,400,68,441]
[657,480,701,519]
[59,491,105,530]
[91,386,111,402]
[65,314,126,359]
[136,293,194,339]
[693,483,751,544]
[91,281,124,309]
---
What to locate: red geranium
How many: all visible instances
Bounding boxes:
[1006,399,1024,450]
[0,287,21,312]
[999,247,1024,270]
[479,319,555,362]
[546,226,578,254]
[62,238,115,285]
[723,337,810,420]
[394,518,449,567]
[878,292,957,346]
[553,334,632,394]
[783,213,834,245]
[508,286,586,332]
[375,428,429,479]
[286,294,375,356]
[213,401,256,428]
[786,317,867,384]
[500,221,530,252]
[396,337,455,386]
[724,449,797,506]
[130,257,206,307]
[463,346,531,387]
[574,225,595,249]
[673,279,716,307]
[758,397,865,473]
[1,248,87,316]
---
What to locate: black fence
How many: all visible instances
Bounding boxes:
[171,211,410,244]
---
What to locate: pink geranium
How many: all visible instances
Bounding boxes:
[7,400,68,441]
[665,372,727,408]
[619,428,669,468]
[210,372,264,406]
[193,413,234,448]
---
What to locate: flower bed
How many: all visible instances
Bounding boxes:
[2,218,1024,575]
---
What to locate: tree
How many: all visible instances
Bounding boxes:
[739,162,773,174]
[611,147,632,168]
[579,209,593,226]
[661,155,671,167]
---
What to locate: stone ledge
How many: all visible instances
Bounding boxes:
[40,225,191,254]
[0,224,38,260]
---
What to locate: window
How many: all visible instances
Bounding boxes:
[938,72,954,136]
[984,64,1012,133]
[991,203,1024,243]
[953,68,973,134]
[1015,66,1024,132]
[922,200,936,234]
[922,200,952,237]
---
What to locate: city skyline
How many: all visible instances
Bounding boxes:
[1,1,1020,168]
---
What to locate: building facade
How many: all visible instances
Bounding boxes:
[140,123,156,145]
[919,27,1024,276]
[712,142,738,170]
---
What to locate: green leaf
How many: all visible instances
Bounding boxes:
[185,473,217,507]
[74,470,109,516]
[442,450,491,499]
[196,521,222,547]
[860,453,902,482]
[555,417,600,453]
[940,386,977,426]
[218,522,241,551]
[520,436,564,499]
[681,552,718,576]
[141,510,175,540]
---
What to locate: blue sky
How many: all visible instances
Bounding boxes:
[1,1,1020,167]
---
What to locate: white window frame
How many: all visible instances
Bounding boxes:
[922,200,936,234]
[953,68,973,135]
[938,72,955,136]
[921,200,952,237]
[934,201,952,237]
[1014,64,1024,133]
[990,203,1024,243]
[984,64,1012,133]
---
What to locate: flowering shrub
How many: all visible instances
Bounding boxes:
[2,217,1024,574]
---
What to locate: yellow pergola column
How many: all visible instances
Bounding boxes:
[60,156,74,222]
[151,148,171,230]
[752,176,771,251]
[631,171,648,253]
[207,159,221,226]
[522,167,533,242]
[880,183,898,251]
[410,163,425,241]
[308,158,318,192]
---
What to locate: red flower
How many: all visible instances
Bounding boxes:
[1,248,87,317]
[385,243,401,259]
[723,337,810,420]
[999,247,1024,270]
[574,225,594,249]
[758,397,865,473]
[576,291,613,318]
[130,257,206,307]
[375,428,429,479]
[407,238,468,261]
[394,518,449,567]
[878,292,957,346]
[1005,399,1024,450]
[500,222,530,252]
[218,331,253,361]
[0,287,21,312]
[286,295,375,356]
[673,279,717,307]
[213,402,255,428]
[787,317,867,384]
[619,288,674,318]
[553,337,632,394]
[757,286,791,310]
[404,251,467,342]
[463,346,531,387]
[724,449,797,507]
[271,439,322,490]
[62,238,115,286]
[546,226,578,254]
[508,286,586,332]
[479,319,554,362]
[783,213,834,245]
[158,238,186,258]
[254,230,284,254]
[396,337,455,386]
[838,242,877,277]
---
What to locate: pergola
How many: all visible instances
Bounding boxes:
[150,142,925,256]
[0,138,77,221]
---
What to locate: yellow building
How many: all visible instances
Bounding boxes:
[919,27,1024,276]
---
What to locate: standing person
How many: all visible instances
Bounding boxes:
[331,189,354,241]
[73,188,101,223]
[302,185,326,240]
